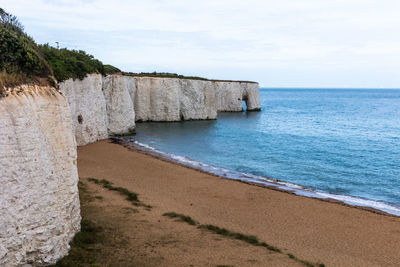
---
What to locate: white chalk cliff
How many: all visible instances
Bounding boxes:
[102,75,136,135]
[60,74,108,146]
[0,73,259,266]
[0,86,81,266]
[179,79,217,120]
[133,77,218,121]
[60,74,261,145]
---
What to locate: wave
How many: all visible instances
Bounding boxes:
[119,138,400,217]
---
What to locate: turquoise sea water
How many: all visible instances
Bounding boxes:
[126,89,400,215]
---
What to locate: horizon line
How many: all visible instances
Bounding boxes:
[260,86,400,90]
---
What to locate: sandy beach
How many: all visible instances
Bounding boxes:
[77,139,400,266]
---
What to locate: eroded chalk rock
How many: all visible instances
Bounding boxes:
[59,74,108,146]
[214,81,244,112]
[242,82,261,111]
[102,75,136,135]
[60,74,261,144]
[134,77,181,122]
[0,86,80,266]
[179,79,217,120]
[215,81,261,112]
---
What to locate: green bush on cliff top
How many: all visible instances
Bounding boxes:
[38,44,122,82]
[103,64,121,74]
[38,44,113,82]
[0,8,53,93]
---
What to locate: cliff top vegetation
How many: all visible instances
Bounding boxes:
[38,45,121,82]
[0,8,54,96]
[123,71,258,84]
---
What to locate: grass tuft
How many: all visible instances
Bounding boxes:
[199,225,261,246]
[51,219,103,267]
[162,212,198,225]
[259,242,281,253]
[87,178,152,210]
[122,207,139,214]
[78,181,88,192]
[199,224,318,266]
[163,212,323,267]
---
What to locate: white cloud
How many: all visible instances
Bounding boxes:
[2,0,400,87]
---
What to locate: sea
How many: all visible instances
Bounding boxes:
[122,88,400,216]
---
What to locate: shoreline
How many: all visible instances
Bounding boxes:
[77,139,400,266]
[114,137,400,218]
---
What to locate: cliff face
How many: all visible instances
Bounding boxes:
[134,77,181,121]
[179,79,217,120]
[59,74,108,146]
[60,74,261,145]
[102,75,136,135]
[134,77,218,121]
[0,86,80,266]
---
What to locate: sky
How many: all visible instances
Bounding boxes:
[2,0,400,88]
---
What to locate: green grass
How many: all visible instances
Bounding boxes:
[51,219,103,267]
[87,178,152,210]
[122,207,139,214]
[123,71,257,84]
[163,212,325,267]
[162,212,198,225]
[199,224,280,251]
[78,181,89,194]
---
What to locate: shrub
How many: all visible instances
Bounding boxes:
[103,64,121,74]
[0,9,52,93]
[39,44,104,82]
[38,45,121,82]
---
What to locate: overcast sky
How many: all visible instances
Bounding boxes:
[2,0,400,88]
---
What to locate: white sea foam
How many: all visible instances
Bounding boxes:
[125,139,400,217]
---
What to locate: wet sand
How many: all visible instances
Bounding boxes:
[77,139,400,266]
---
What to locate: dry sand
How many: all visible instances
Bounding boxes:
[77,139,400,267]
